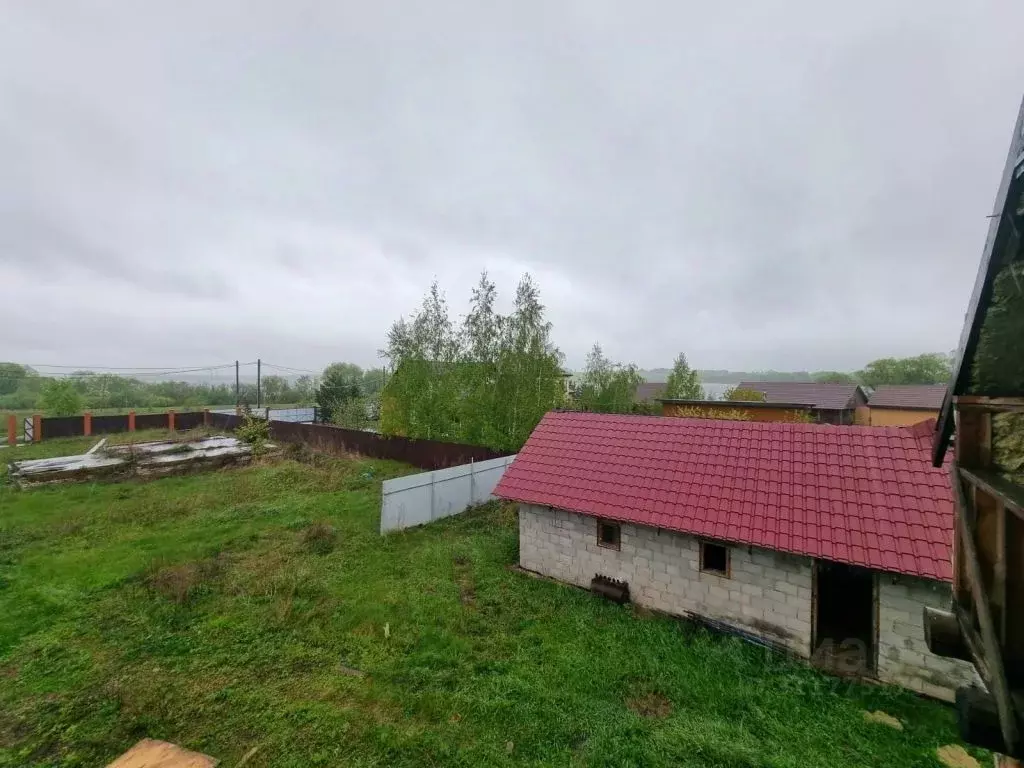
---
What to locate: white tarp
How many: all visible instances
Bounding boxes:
[380,454,516,533]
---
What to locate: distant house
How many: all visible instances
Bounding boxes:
[496,412,975,700]
[866,385,946,427]
[737,381,868,425]
[659,398,814,423]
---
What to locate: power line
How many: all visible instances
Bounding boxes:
[25,362,240,371]
[261,362,320,374]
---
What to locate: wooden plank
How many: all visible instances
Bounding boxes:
[953,601,994,683]
[956,396,1024,413]
[957,407,993,469]
[1006,510,1024,684]
[998,499,1008,647]
[106,739,218,768]
[978,488,1003,639]
[960,468,1024,519]
[953,470,1020,752]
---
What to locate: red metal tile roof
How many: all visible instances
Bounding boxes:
[495,412,952,581]
[737,381,864,410]
[868,385,947,410]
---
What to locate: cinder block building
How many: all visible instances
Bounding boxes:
[496,412,976,700]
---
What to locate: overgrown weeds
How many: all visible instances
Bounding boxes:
[145,554,228,605]
[300,522,338,555]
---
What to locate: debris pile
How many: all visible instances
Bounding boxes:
[9,436,267,488]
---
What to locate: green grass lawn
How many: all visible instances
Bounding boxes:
[0,436,982,767]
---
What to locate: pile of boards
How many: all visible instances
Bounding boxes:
[8,436,263,488]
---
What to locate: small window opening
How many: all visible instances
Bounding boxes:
[700,541,729,575]
[597,520,621,550]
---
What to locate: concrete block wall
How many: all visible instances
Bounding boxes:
[519,503,814,655]
[876,575,978,701]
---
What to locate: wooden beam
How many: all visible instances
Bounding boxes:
[998,499,1008,646]
[1007,510,1024,685]
[956,406,993,469]
[956,396,1024,413]
[960,468,1024,520]
[954,470,1020,752]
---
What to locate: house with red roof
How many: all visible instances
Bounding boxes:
[866,384,947,427]
[494,411,976,699]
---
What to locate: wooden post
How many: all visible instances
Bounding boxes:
[167,410,176,431]
[83,411,92,437]
[7,414,15,446]
[128,410,136,432]
[203,408,210,427]
[32,414,41,442]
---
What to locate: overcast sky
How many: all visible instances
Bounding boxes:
[2,2,1022,374]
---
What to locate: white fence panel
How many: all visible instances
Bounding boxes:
[380,454,517,533]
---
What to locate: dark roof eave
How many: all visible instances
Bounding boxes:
[871,404,942,412]
[657,399,814,409]
[933,95,1024,466]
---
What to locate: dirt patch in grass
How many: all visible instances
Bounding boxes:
[453,553,476,607]
[627,692,673,719]
[300,522,338,554]
[146,555,228,605]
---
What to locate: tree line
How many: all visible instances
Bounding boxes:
[0,364,324,416]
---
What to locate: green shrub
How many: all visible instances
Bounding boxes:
[236,405,270,455]
[38,379,83,416]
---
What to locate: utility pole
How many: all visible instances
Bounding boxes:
[256,358,261,409]
[235,360,240,407]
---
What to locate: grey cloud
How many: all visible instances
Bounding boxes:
[0,1,1022,371]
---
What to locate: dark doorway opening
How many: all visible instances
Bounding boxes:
[814,561,875,675]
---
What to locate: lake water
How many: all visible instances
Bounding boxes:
[701,382,731,399]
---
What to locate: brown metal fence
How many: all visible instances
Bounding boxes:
[26,411,209,440]
[208,412,510,470]
[16,410,510,471]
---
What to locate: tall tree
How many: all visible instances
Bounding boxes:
[317,363,363,423]
[493,274,565,450]
[858,353,951,387]
[361,368,387,396]
[813,371,858,385]
[381,282,461,440]
[260,375,290,404]
[663,353,704,400]
[459,272,502,447]
[0,363,27,396]
[38,379,83,416]
[381,273,564,450]
[576,344,643,414]
[722,386,766,402]
[293,375,316,404]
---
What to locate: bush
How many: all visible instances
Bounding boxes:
[38,379,84,416]
[236,405,271,455]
